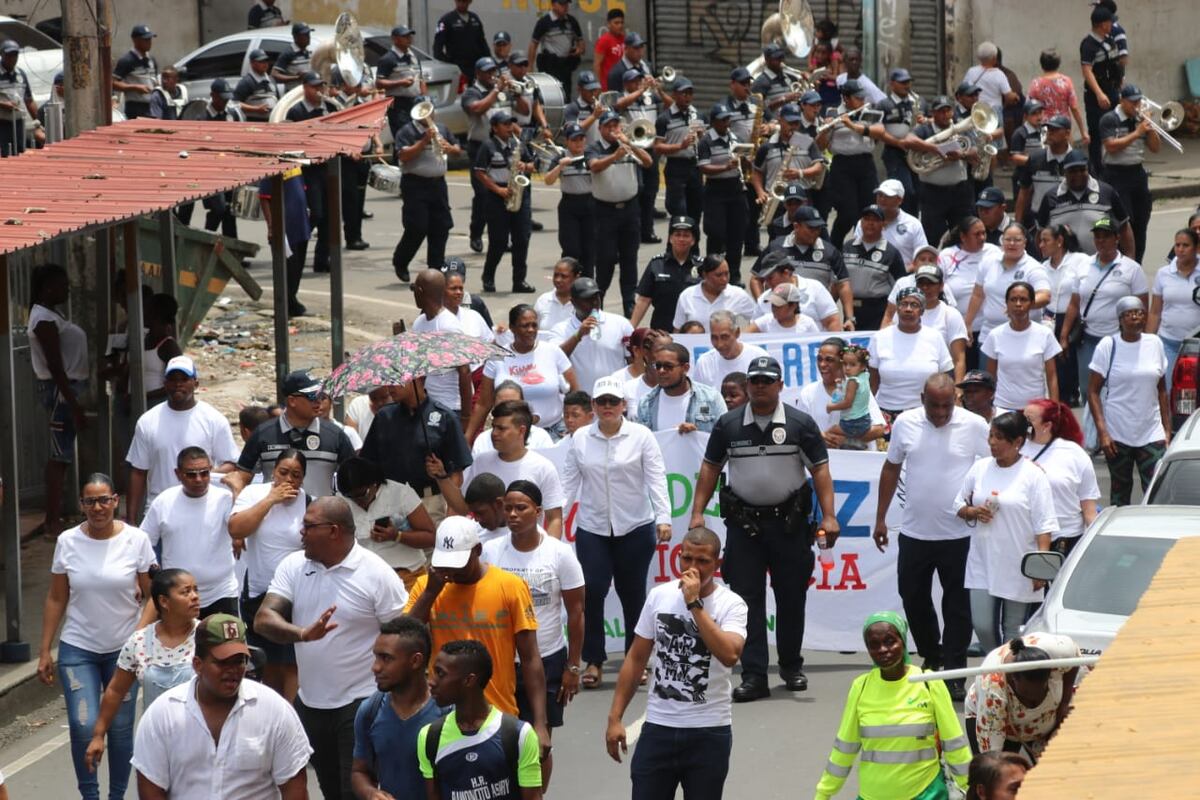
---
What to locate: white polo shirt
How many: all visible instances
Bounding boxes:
[672,284,758,331]
[1074,254,1149,338]
[756,277,839,327]
[267,543,408,709]
[1151,261,1200,342]
[131,677,312,800]
[973,252,1051,339]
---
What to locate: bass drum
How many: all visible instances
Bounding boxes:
[230,185,263,220]
[367,163,402,196]
[527,72,566,134]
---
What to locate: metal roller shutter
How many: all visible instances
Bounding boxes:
[908,0,944,98]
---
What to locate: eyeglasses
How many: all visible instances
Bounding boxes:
[593,396,622,407]
[653,362,682,371]
[290,392,320,402]
[300,521,335,533]
[1001,236,1026,244]
[80,495,117,508]
[181,469,210,479]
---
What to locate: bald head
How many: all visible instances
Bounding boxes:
[311,495,355,538]
[922,373,957,427]
[412,269,446,309]
[925,373,956,395]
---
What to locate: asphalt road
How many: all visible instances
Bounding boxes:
[1,185,1192,797]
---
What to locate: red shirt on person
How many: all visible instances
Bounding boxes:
[594,32,625,90]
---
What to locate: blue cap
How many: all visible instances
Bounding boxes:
[625,32,646,47]
[475,56,498,72]
[783,183,808,202]
[799,90,821,105]
[673,77,694,92]
[730,67,752,82]
[710,103,733,121]
[841,79,864,97]
[0,40,19,55]
[441,257,467,276]
[493,31,512,44]
[564,123,586,139]
[577,70,600,89]
[779,103,803,122]
[249,48,270,62]
[599,109,621,125]
[1120,83,1143,100]
[1024,98,1044,114]
[622,68,642,84]
[211,78,234,97]
[1062,149,1089,169]
[763,44,786,59]
[490,110,516,125]
[1045,114,1072,130]
[131,23,156,38]
[508,53,529,66]
[391,25,415,37]
[301,71,325,86]
[861,204,885,219]
[53,71,63,85]
[292,22,312,36]
[976,187,1006,208]
[955,81,982,96]
[791,206,826,227]
[889,68,912,82]
[931,95,953,111]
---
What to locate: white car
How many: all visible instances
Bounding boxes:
[1143,410,1200,505]
[0,15,63,106]
[1021,505,1200,656]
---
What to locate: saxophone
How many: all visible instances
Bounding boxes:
[505,136,531,213]
[759,140,797,226]
[743,93,766,183]
[973,138,998,181]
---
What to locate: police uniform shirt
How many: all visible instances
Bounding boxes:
[475,134,530,188]
[1079,33,1123,97]
[203,101,246,122]
[697,129,743,183]
[113,49,157,110]
[360,398,473,493]
[1008,122,1044,185]
[984,213,1014,247]
[376,46,423,99]
[827,105,875,155]
[563,98,603,148]
[248,1,285,28]
[1019,148,1071,221]
[1036,175,1128,255]
[750,68,791,108]
[273,44,312,80]
[911,120,969,186]
[724,94,759,143]
[656,105,701,161]
[878,91,920,155]
[461,81,511,143]
[0,67,32,120]
[234,72,280,111]
[636,252,702,331]
[396,120,455,178]
[624,90,659,126]
[434,10,488,76]
[607,56,651,97]
[531,9,582,58]
[149,85,187,120]
[704,402,828,507]
[1098,107,1145,167]
[285,98,337,122]
[238,416,356,497]
[852,210,928,266]
[843,238,907,300]
[766,235,849,289]
[586,139,640,203]
[553,153,592,195]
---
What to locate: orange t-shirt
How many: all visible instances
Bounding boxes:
[404,565,538,715]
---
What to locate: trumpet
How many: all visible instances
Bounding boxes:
[658,66,676,83]
[411,100,447,162]
[621,119,656,148]
[1138,97,1185,154]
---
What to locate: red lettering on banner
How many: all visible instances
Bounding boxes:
[655,542,724,582]
[654,543,671,582]
[808,554,867,591]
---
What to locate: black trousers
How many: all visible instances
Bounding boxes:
[201,192,239,238]
[466,140,486,239]
[742,184,762,255]
[919,180,973,249]
[595,198,641,316]
[0,117,25,157]
[882,148,920,215]
[536,52,578,96]
[482,190,531,287]
[897,533,972,670]
[340,155,369,244]
[295,695,363,800]
[854,296,889,332]
[1084,91,1117,175]
[722,517,814,678]
[639,159,661,238]
[558,193,596,276]
[393,174,453,278]
[664,160,703,227]
[827,153,878,246]
[1106,163,1151,264]
[287,239,308,308]
[386,96,415,140]
[301,164,330,269]
[1053,314,1079,405]
[703,180,746,283]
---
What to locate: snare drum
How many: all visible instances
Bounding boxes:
[367,163,402,196]
[231,185,263,220]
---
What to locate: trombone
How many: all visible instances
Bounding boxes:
[1138,97,1185,153]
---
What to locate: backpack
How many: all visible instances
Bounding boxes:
[424,710,524,788]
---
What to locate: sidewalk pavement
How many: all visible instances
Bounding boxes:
[0,513,60,725]
[1145,142,1200,201]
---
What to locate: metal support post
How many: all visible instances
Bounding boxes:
[0,256,29,661]
[326,158,345,421]
[157,210,176,299]
[124,222,146,424]
[269,174,289,403]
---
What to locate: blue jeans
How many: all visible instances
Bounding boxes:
[969,590,1037,654]
[576,523,656,665]
[631,722,732,800]
[1162,336,1182,394]
[58,640,139,800]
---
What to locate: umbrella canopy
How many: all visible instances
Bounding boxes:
[321,331,511,397]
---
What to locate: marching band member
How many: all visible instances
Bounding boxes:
[461,57,518,254]
[393,97,462,283]
[817,80,880,247]
[655,78,704,228]
[475,113,536,294]
[726,67,770,256]
[906,95,977,248]
[375,25,426,136]
[270,22,314,91]
[147,67,186,121]
[698,104,748,284]
[543,124,594,276]
[234,49,280,122]
[751,104,823,237]
[285,72,339,277]
[617,68,664,244]
[331,68,381,252]
[751,43,799,112]
[112,24,159,120]
[874,68,923,215]
[590,110,654,315]
[562,70,605,149]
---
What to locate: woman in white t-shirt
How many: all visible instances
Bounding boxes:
[37,473,156,800]
[228,448,307,701]
[28,263,90,540]
[84,568,200,773]
[796,338,885,449]
[743,283,822,335]
[937,217,1001,327]
[482,480,584,738]
[883,264,970,382]
[1021,400,1100,558]
[955,412,1058,653]
[868,287,954,421]
[1037,224,1089,405]
[1147,228,1200,391]
[467,304,577,442]
[335,456,436,592]
[982,281,1061,411]
[964,223,1051,343]
[1087,296,1170,507]
[672,255,757,331]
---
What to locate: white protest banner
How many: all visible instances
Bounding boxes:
[542,431,903,653]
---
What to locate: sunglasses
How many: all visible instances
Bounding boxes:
[593,396,623,407]
[653,362,682,371]
[181,469,210,479]
[748,375,777,385]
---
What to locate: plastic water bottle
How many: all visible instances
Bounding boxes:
[587,309,602,341]
[983,491,1000,520]
[817,531,835,569]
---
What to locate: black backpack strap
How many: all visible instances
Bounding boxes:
[498,713,524,782]
[362,692,386,770]
[425,716,448,782]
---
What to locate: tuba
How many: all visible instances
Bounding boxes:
[747,0,816,77]
[505,136,530,213]
[270,12,362,122]
[906,103,998,175]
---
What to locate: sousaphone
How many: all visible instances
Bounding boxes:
[269,12,363,123]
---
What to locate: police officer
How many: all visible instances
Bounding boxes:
[906,95,975,248]
[528,0,584,93]
[148,66,186,120]
[234,49,280,122]
[690,355,838,701]
[590,110,653,315]
[476,113,536,293]
[393,97,462,283]
[1099,83,1156,263]
[976,187,1013,247]
[0,40,37,157]
[286,72,339,274]
[1081,4,1124,173]
[1035,149,1133,255]
[247,0,285,29]
[655,78,704,228]
[1014,115,1074,229]
[544,123,594,276]
[817,80,880,247]
[562,70,605,150]
[873,68,923,215]
[761,206,854,325]
[461,57,515,253]
[112,24,158,119]
[844,204,908,330]
[433,0,489,81]
[376,25,426,136]
[271,22,314,90]
[751,103,824,233]
[699,103,748,284]
[726,67,769,257]
[617,68,664,244]
[630,216,702,329]
[750,43,797,113]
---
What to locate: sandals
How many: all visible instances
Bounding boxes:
[581,664,602,689]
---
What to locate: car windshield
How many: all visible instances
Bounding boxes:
[1062,535,1176,616]
[1146,458,1200,505]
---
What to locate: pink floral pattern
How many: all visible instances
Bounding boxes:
[321,331,510,397]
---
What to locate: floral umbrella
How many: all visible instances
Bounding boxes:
[321,331,511,398]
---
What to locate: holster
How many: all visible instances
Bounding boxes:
[719,485,760,537]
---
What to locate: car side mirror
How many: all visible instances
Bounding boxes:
[1021,550,1064,582]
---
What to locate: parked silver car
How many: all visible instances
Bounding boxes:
[1142,410,1200,505]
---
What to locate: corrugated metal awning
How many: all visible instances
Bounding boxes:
[0,97,389,256]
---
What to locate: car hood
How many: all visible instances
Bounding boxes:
[18,49,62,104]
[1022,605,1127,657]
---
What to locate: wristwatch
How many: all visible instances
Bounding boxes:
[844,316,857,325]
[686,598,704,611]
[567,664,582,675]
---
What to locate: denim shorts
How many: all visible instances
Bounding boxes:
[838,414,872,438]
[37,379,87,463]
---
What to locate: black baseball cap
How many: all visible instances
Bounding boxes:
[730,67,752,83]
[913,264,944,283]
[1062,149,1089,169]
[840,79,865,97]
[931,95,953,111]
[746,356,783,381]
[1045,115,1072,130]
[392,25,415,37]
[957,370,996,390]
[1120,84,1143,101]
[131,23,156,39]
[301,71,325,86]
[625,32,646,47]
[753,250,797,278]
[976,187,1006,208]
[622,69,642,85]
[779,103,803,122]
[710,103,734,121]
[571,277,601,298]
[955,82,982,96]
[889,68,912,82]
[860,204,885,220]
[493,31,512,44]
[1023,99,1044,114]
[441,257,467,277]
[283,370,322,398]
[211,78,235,98]
[292,22,312,36]
[249,48,270,62]
[577,70,601,90]
[791,206,826,227]
[783,183,808,202]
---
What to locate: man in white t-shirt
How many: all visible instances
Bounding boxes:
[872,374,989,700]
[345,387,395,442]
[131,614,312,799]
[605,528,748,798]
[253,496,409,800]
[550,276,634,394]
[446,400,565,537]
[126,355,239,521]
[410,269,473,414]
[636,342,728,433]
[141,445,239,617]
[962,42,1018,117]
[692,310,769,389]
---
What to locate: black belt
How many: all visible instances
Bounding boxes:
[596,198,634,208]
[1106,163,1145,172]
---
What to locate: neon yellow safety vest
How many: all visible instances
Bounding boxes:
[815,664,971,800]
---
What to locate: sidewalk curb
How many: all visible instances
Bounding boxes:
[1151,180,1200,202]
[0,652,57,727]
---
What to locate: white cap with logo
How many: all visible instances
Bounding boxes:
[591,376,625,401]
[164,355,197,378]
[431,516,483,569]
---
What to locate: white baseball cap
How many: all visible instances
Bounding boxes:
[431,517,483,569]
[164,355,197,378]
[875,179,905,198]
[592,376,625,401]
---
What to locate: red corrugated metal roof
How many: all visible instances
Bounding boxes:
[0,97,389,256]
